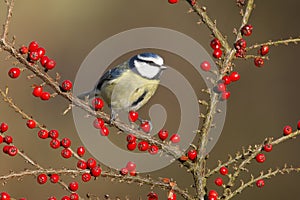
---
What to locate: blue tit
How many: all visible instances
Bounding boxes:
[78,52,167,120]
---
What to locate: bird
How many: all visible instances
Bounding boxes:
[78,52,167,121]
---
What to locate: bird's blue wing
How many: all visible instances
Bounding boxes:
[96,66,127,90]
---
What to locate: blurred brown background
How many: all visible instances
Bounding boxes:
[0,0,299,199]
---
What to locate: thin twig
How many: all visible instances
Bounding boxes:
[223,166,300,200]
[1,0,14,40]
[246,37,300,51]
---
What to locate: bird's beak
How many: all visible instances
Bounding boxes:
[161,65,168,70]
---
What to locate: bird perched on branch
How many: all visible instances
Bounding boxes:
[78,52,167,121]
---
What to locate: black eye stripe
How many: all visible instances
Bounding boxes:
[136,58,160,67]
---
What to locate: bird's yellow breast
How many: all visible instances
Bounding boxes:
[100,70,159,111]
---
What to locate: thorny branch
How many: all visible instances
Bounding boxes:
[246,37,300,50]
[0,87,192,200]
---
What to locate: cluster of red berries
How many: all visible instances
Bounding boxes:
[120,161,137,176]
[93,117,109,136]
[19,41,56,70]
[238,24,269,67]
[210,38,223,59]
[37,172,80,199]
[77,157,102,181]
[128,111,152,133]
[14,42,74,100]
[0,122,19,157]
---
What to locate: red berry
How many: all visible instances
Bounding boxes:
[140,121,152,133]
[208,196,217,200]
[210,38,221,49]
[126,134,136,143]
[235,48,246,58]
[256,179,265,188]
[158,129,169,141]
[221,91,231,100]
[263,144,273,152]
[283,125,292,135]
[48,197,57,200]
[222,75,231,85]
[126,161,136,171]
[45,59,56,70]
[29,51,40,61]
[168,190,176,200]
[3,145,10,154]
[91,166,101,177]
[234,38,247,49]
[87,158,97,169]
[70,193,79,200]
[29,41,39,52]
[38,129,49,139]
[254,57,264,67]
[200,61,211,71]
[77,146,85,157]
[213,48,222,59]
[0,135,3,144]
[127,142,137,151]
[148,192,158,200]
[168,0,178,4]
[229,71,240,82]
[61,80,73,92]
[170,134,180,143]
[297,120,300,130]
[120,167,128,175]
[36,47,46,58]
[50,174,60,183]
[93,118,105,129]
[61,137,71,148]
[92,98,104,110]
[216,83,226,92]
[40,56,49,67]
[208,190,218,198]
[0,122,8,133]
[187,149,197,161]
[8,146,18,156]
[32,86,43,97]
[19,46,28,54]
[61,196,70,200]
[37,173,48,184]
[50,139,60,149]
[26,119,36,129]
[77,160,87,170]
[128,111,139,122]
[215,177,223,186]
[4,135,13,144]
[68,181,79,191]
[8,67,21,78]
[40,92,51,100]
[82,173,91,182]
[241,24,253,36]
[148,145,159,155]
[49,129,59,139]
[61,148,72,159]
[0,192,10,200]
[138,141,149,151]
[255,153,266,163]
[219,166,228,175]
[129,170,136,176]
[100,126,110,136]
[259,45,269,56]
